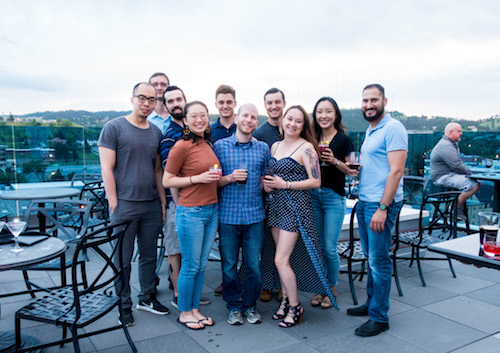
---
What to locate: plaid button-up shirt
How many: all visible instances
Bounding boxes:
[214,134,270,225]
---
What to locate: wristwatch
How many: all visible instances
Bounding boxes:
[335,159,340,166]
[378,203,387,211]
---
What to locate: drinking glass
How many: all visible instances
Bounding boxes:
[209,164,222,177]
[7,220,27,253]
[348,152,361,171]
[0,221,5,252]
[478,212,500,256]
[265,166,274,201]
[237,162,248,185]
[319,141,329,166]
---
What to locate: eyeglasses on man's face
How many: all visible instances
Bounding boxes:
[134,95,157,105]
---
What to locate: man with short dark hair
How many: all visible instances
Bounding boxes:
[98,82,169,327]
[211,84,238,143]
[346,84,407,337]
[430,123,480,220]
[253,88,286,147]
[214,103,270,325]
[148,72,170,134]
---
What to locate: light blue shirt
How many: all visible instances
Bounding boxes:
[147,112,171,135]
[359,113,408,203]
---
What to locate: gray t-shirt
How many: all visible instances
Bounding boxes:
[98,116,162,201]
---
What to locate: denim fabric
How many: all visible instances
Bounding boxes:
[175,203,218,312]
[219,222,264,311]
[311,188,346,287]
[357,200,402,323]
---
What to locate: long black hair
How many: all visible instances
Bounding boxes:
[182,101,212,145]
[312,97,345,141]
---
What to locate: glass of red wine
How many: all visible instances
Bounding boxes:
[348,152,360,171]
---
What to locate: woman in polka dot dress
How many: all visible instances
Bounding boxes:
[263,105,337,328]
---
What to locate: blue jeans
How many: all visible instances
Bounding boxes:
[175,203,218,312]
[311,188,346,288]
[357,200,402,323]
[219,222,264,312]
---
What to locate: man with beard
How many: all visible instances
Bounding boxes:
[214,104,270,325]
[147,72,170,134]
[211,85,237,143]
[160,85,211,308]
[430,123,480,220]
[253,88,286,147]
[99,82,169,326]
[346,84,407,337]
[253,88,286,303]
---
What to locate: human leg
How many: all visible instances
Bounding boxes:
[273,229,299,306]
[165,201,181,298]
[219,223,244,311]
[241,221,264,311]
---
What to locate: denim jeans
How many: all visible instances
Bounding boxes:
[357,200,402,323]
[175,203,218,312]
[311,188,346,288]
[219,222,264,312]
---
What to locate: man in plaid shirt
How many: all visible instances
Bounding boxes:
[214,103,270,325]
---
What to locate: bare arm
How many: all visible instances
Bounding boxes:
[154,154,166,221]
[218,169,248,187]
[370,149,407,232]
[99,146,118,213]
[163,170,221,189]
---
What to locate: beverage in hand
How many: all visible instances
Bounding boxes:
[348,163,361,170]
[319,141,329,154]
[237,170,248,185]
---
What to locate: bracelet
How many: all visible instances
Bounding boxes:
[190,176,194,185]
[287,181,292,190]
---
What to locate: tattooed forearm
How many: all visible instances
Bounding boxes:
[305,148,320,179]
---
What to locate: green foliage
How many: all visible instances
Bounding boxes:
[0,166,27,185]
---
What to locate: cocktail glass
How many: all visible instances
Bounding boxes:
[7,220,27,253]
[478,212,500,256]
[319,141,329,166]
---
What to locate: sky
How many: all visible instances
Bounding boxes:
[1,0,499,120]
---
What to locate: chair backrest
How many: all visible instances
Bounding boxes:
[23,199,92,240]
[419,191,461,240]
[78,180,108,222]
[70,173,102,188]
[63,222,129,325]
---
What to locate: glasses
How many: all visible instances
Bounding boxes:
[133,95,157,105]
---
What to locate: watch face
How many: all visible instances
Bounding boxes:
[379,204,387,210]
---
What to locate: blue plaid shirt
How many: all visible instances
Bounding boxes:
[214,134,270,225]
[159,118,184,203]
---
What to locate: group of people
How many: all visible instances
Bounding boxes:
[98,74,411,337]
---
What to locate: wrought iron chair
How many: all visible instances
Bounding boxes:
[402,176,429,207]
[15,222,137,353]
[337,201,404,305]
[20,198,92,297]
[73,179,109,230]
[397,191,460,286]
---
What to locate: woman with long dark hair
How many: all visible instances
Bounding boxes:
[263,105,336,328]
[163,101,221,330]
[310,97,354,309]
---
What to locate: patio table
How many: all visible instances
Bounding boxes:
[428,233,500,270]
[468,173,500,212]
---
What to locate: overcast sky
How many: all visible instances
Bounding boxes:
[1,0,499,120]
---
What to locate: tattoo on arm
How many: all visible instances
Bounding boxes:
[305,148,320,179]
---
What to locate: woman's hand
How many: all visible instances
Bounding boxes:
[320,147,335,164]
[264,174,286,190]
[194,170,221,184]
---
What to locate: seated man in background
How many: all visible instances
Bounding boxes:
[430,122,480,220]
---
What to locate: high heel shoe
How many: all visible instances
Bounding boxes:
[272,297,289,320]
[279,303,303,328]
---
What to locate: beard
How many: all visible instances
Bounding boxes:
[169,106,184,120]
[362,106,384,122]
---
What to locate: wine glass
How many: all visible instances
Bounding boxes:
[265,166,274,201]
[0,221,5,252]
[319,141,330,166]
[7,219,27,253]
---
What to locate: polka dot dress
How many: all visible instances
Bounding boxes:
[263,156,338,309]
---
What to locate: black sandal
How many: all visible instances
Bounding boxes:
[272,297,289,320]
[279,303,303,328]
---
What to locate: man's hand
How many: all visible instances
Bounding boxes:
[370,209,387,233]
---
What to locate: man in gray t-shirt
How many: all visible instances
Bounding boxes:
[98,82,169,326]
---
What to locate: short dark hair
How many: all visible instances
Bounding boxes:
[264,88,285,102]
[149,72,170,85]
[132,82,154,96]
[363,83,385,98]
[163,85,187,103]
[215,85,236,100]
[312,97,346,138]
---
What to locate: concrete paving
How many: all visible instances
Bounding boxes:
[2,246,500,353]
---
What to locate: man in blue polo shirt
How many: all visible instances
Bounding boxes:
[346,84,407,337]
[214,103,270,325]
[210,84,237,143]
[147,72,171,134]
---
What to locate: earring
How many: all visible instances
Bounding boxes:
[205,126,211,133]
[183,127,191,136]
